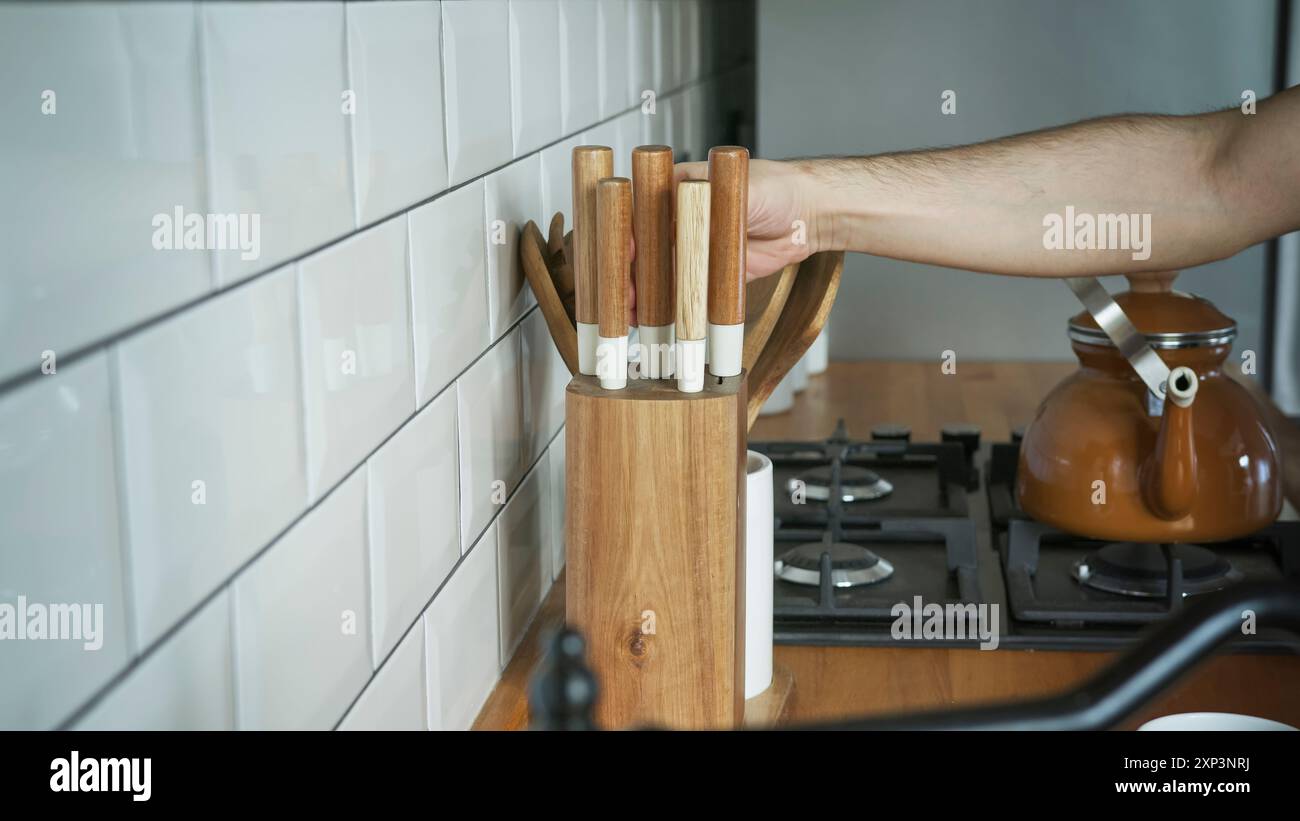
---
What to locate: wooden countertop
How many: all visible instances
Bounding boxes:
[474,361,1300,730]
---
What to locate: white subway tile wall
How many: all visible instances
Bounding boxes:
[116,266,308,648]
[483,153,542,340]
[557,1,600,135]
[365,387,460,667]
[596,0,630,118]
[339,618,427,731]
[540,134,583,227]
[548,429,568,579]
[0,0,745,731]
[626,0,655,109]
[0,354,129,730]
[408,180,491,406]
[424,522,500,731]
[441,0,513,185]
[233,469,371,730]
[0,2,210,385]
[298,215,415,501]
[75,592,235,731]
[522,309,569,464]
[496,457,553,667]
[507,0,562,158]
[347,1,449,226]
[202,2,354,286]
[456,332,526,554]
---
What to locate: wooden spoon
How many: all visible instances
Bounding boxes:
[745,251,843,430]
[520,219,579,375]
[547,212,575,300]
[742,263,797,373]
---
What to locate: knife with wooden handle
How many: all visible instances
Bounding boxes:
[596,177,632,390]
[707,146,748,378]
[572,145,613,376]
[632,145,675,379]
[676,180,710,393]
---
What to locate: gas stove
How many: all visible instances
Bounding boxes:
[750,420,1300,651]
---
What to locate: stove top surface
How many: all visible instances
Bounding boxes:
[750,421,1300,651]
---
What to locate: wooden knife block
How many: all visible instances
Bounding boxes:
[565,372,747,729]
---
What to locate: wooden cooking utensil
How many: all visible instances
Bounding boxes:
[675,179,710,393]
[707,146,749,378]
[742,263,797,373]
[596,177,632,390]
[547,212,574,298]
[519,220,579,375]
[745,251,843,429]
[572,145,613,375]
[632,145,675,378]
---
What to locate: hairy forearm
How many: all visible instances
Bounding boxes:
[797,92,1298,277]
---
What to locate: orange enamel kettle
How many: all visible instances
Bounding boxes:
[1016,274,1283,543]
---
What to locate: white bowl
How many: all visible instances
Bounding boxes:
[1138,712,1297,731]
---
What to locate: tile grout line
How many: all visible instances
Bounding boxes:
[0,66,741,396]
[343,1,362,231]
[329,422,563,731]
[42,5,722,727]
[293,262,315,504]
[194,1,219,293]
[54,309,559,730]
[436,0,451,196]
[42,35,733,727]
[228,586,243,730]
[105,347,139,663]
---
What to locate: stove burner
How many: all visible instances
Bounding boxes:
[1073,542,1242,598]
[788,465,893,502]
[774,541,895,587]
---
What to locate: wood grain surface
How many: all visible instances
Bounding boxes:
[746,252,842,430]
[743,263,797,372]
[474,361,1300,730]
[518,220,579,375]
[547,211,574,299]
[632,145,675,328]
[596,177,631,338]
[564,374,747,728]
[706,146,748,326]
[675,180,710,340]
[571,145,612,325]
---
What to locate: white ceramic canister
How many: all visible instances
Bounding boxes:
[805,324,830,375]
[744,450,774,699]
[759,366,797,416]
[790,356,807,393]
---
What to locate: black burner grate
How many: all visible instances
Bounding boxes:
[753,420,984,644]
[986,442,1300,630]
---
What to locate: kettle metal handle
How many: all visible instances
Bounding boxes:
[1063,277,1171,399]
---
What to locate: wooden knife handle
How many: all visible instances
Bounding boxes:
[597,177,632,339]
[572,145,613,325]
[632,145,675,328]
[707,146,748,326]
[676,180,711,341]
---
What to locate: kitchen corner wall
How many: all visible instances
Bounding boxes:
[0,0,754,730]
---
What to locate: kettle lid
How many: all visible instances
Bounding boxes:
[1069,289,1236,349]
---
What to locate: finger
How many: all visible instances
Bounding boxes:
[672,161,708,185]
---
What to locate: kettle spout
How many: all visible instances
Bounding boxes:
[1143,366,1199,521]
